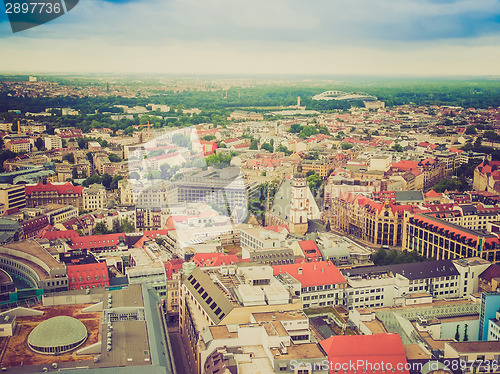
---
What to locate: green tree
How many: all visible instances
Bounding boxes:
[250,139,259,150]
[108,153,121,163]
[101,173,113,189]
[484,130,500,141]
[78,138,87,149]
[318,126,331,135]
[72,167,79,180]
[276,144,292,156]
[93,221,110,235]
[192,158,206,168]
[288,124,302,133]
[130,171,140,180]
[110,175,123,190]
[299,125,318,139]
[63,153,75,164]
[392,143,404,152]
[82,174,102,187]
[35,137,44,151]
[112,218,121,233]
[307,173,322,196]
[202,135,216,141]
[341,143,354,150]
[120,218,135,233]
[260,141,273,152]
[172,133,191,148]
[465,126,477,135]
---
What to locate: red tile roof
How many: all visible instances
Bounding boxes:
[164,258,185,279]
[25,182,83,196]
[298,240,322,260]
[425,190,442,198]
[263,225,289,234]
[67,261,109,290]
[479,264,500,282]
[391,160,419,171]
[70,233,125,250]
[320,334,409,374]
[273,261,346,287]
[191,253,240,267]
[37,229,81,240]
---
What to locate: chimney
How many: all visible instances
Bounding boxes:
[298,268,303,275]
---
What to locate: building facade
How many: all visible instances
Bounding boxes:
[404,213,500,264]
[25,182,83,209]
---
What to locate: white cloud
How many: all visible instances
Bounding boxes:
[0,0,499,75]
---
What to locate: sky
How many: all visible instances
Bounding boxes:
[0,0,500,76]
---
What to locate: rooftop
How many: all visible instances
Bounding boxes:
[252,310,307,322]
[270,342,325,360]
[447,341,500,353]
[1,240,65,271]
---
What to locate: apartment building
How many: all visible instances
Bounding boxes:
[274,261,347,309]
[444,341,500,372]
[240,226,288,250]
[7,139,30,153]
[329,191,415,247]
[118,179,170,207]
[404,213,500,264]
[25,182,83,209]
[20,122,46,133]
[0,184,26,211]
[301,158,336,178]
[180,263,302,374]
[171,167,247,212]
[487,308,500,341]
[474,160,500,192]
[44,135,62,150]
[83,183,107,211]
[452,257,492,297]
[342,260,462,310]
[427,205,500,231]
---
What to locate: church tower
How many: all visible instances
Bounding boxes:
[289,163,309,234]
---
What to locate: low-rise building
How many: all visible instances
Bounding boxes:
[25,182,83,209]
[444,341,500,372]
[274,261,347,309]
[83,183,107,211]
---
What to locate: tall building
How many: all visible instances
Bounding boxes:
[0,184,26,211]
[44,135,62,150]
[180,263,302,373]
[479,292,500,340]
[171,167,247,214]
[266,165,320,235]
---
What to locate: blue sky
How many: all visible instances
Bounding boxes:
[0,0,499,75]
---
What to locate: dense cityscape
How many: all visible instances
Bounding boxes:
[0,75,499,373]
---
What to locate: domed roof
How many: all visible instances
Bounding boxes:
[28,316,87,350]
